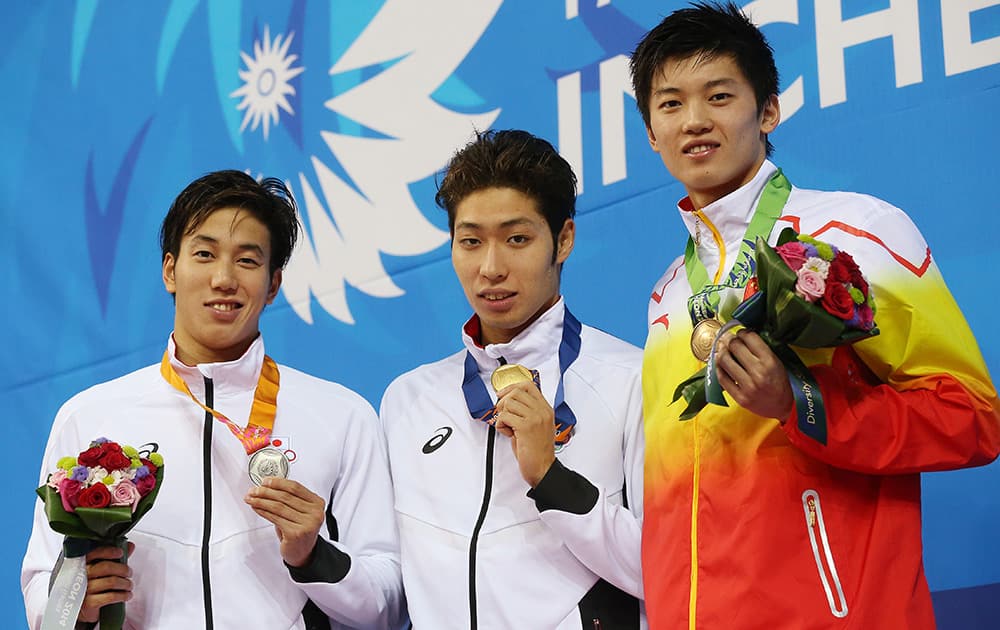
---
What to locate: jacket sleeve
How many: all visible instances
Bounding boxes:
[528,363,645,599]
[21,404,88,630]
[285,400,405,629]
[781,203,1000,474]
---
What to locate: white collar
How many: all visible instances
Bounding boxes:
[166,334,266,399]
[678,159,779,249]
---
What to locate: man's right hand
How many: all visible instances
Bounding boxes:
[76,542,134,624]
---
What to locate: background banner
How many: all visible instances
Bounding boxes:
[4,1,998,626]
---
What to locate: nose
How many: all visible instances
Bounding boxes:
[479,243,507,281]
[682,102,712,135]
[211,262,238,292]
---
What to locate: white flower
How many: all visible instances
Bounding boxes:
[802,257,830,278]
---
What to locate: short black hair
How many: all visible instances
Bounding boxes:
[630,1,779,155]
[435,129,577,249]
[159,170,299,274]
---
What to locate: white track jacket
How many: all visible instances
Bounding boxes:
[22,336,403,630]
[380,300,645,630]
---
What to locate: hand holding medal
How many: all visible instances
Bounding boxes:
[490,364,559,487]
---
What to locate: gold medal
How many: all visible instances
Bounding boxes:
[490,364,534,393]
[690,318,722,362]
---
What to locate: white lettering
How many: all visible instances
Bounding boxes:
[815,0,923,107]
[599,54,633,185]
[744,0,805,122]
[942,0,1000,75]
[557,71,584,194]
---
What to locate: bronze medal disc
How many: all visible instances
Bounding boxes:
[690,318,723,362]
[490,364,534,393]
[248,446,290,486]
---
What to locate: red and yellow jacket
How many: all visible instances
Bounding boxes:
[642,162,1000,629]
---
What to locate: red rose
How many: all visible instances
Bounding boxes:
[99,449,133,471]
[822,280,856,320]
[140,458,158,475]
[77,446,104,467]
[77,483,112,509]
[828,252,851,283]
[135,474,156,497]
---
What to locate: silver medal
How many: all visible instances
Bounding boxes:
[248,446,290,486]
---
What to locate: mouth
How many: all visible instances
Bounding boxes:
[684,142,719,156]
[206,301,243,313]
[479,291,516,302]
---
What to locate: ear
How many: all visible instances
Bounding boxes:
[555,219,575,265]
[646,125,660,152]
[266,269,282,305]
[162,253,177,295]
[759,94,781,134]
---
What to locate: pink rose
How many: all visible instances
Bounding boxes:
[135,474,156,497]
[47,469,68,489]
[776,241,809,271]
[794,267,826,302]
[111,480,142,512]
[57,478,83,513]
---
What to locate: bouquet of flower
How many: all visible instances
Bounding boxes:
[673,228,879,442]
[36,438,164,630]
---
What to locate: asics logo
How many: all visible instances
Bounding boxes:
[422,427,453,454]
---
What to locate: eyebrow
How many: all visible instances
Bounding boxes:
[653,77,739,96]
[189,234,266,256]
[454,217,536,231]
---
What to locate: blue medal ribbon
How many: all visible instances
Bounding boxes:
[462,308,582,446]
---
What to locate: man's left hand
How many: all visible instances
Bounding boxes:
[714,328,794,421]
[244,477,325,567]
[493,381,556,487]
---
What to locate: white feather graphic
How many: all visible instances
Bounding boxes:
[281,0,503,324]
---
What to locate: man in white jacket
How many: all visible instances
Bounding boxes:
[380,130,645,629]
[22,170,404,629]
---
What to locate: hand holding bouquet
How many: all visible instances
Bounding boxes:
[674,228,879,442]
[36,438,164,630]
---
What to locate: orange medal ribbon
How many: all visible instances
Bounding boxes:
[160,351,280,455]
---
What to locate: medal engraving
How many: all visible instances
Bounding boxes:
[248,446,290,486]
[490,364,534,393]
[690,318,723,362]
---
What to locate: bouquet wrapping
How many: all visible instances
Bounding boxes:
[673,227,879,443]
[36,438,164,630]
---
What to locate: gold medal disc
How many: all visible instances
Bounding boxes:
[690,318,723,362]
[490,364,534,393]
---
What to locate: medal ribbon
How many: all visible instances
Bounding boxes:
[160,351,280,455]
[684,170,792,323]
[462,308,582,446]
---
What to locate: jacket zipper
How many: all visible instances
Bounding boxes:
[802,489,848,618]
[468,426,496,630]
[202,377,215,630]
[469,357,504,630]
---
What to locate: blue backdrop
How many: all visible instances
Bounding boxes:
[4,1,999,627]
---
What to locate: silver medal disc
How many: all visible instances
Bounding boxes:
[248,446,290,486]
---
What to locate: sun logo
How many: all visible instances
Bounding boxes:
[231,25,305,139]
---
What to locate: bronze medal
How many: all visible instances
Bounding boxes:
[248,446,290,486]
[690,318,723,362]
[490,364,534,393]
